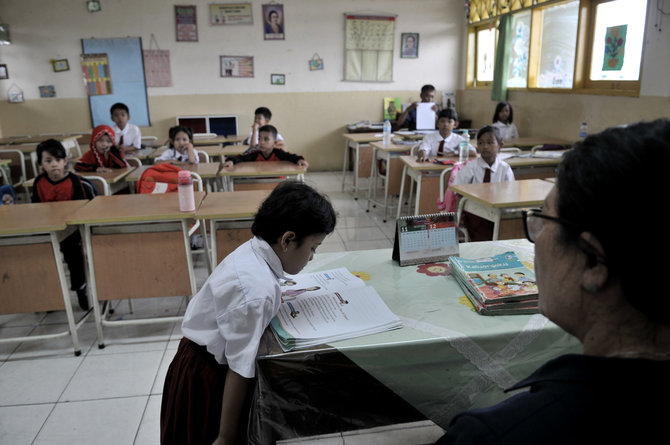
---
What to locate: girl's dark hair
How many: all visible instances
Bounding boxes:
[476,125,503,145]
[492,101,513,124]
[557,118,670,323]
[36,139,67,163]
[169,125,193,142]
[252,181,336,244]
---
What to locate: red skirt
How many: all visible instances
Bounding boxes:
[160,337,249,445]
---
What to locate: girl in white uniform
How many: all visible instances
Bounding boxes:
[160,181,336,445]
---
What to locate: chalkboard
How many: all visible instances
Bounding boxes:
[81,37,151,127]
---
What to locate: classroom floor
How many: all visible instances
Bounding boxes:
[0,171,445,445]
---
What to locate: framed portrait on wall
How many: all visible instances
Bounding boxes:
[220,56,254,78]
[401,33,419,58]
[262,4,284,40]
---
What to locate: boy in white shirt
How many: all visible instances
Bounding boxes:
[452,125,515,241]
[416,108,476,161]
[242,106,285,154]
[110,102,142,154]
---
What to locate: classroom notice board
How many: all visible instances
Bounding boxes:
[81,37,151,127]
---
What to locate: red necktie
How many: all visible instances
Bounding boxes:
[438,139,445,154]
[119,135,124,146]
[483,168,491,183]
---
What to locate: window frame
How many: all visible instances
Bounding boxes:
[465,0,645,96]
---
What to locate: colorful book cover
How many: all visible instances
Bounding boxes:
[383,97,401,121]
[449,251,537,304]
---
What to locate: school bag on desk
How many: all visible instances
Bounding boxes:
[136,163,182,194]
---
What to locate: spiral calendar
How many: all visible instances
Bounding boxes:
[392,213,460,266]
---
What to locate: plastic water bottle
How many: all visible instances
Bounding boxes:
[579,122,588,141]
[459,130,470,163]
[383,119,391,145]
[178,170,195,212]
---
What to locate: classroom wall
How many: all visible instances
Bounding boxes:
[458,1,670,142]
[0,0,465,171]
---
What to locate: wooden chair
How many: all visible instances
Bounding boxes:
[61,137,83,158]
[125,156,142,168]
[196,150,210,164]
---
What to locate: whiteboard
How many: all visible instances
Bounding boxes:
[81,37,151,127]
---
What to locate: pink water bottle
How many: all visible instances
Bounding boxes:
[177,170,195,212]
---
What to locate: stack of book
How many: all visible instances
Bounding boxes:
[270,268,402,351]
[449,251,539,315]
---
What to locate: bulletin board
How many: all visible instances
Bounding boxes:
[81,37,151,127]
[344,14,395,82]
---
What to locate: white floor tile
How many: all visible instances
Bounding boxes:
[134,394,162,445]
[60,350,163,401]
[0,356,83,405]
[0,403,54,445]
[34,396,147,445]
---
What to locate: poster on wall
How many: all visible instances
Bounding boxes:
[262,4,284,40]
[210,3,253,25]
[602,25,627,71]
[220,56,254,77]
[400,33,419,58]
[344,14,395,82]
[175,5,198,42]
[143,49,172,87]
[80,53,112,96]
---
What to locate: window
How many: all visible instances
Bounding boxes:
[466,0,648,96]
[533,1,580,89]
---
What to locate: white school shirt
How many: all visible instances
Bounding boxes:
[112,123,142,149]
[452,155,515,185]
[181,237,285,378]
[154,147,200,164]
[417,132,475,157]
[492,121,519,141]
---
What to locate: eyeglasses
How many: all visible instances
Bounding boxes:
[522,208,581,243]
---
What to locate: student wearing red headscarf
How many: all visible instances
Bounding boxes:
[75,124,127,172]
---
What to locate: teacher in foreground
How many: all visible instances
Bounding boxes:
[435,118,670,444]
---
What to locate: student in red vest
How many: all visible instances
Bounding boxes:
[222,125,308,168]
[75,124,128,172]
[32,139,96,310]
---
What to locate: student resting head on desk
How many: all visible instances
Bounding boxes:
[451,125,515,241]
[33,139,96,310]
[435,118,670,445]
[416,108,477,162]
[242,106,285,154]
[160,181,336,445]
[74,124,128,173]
[222,124,308,168]
[155,125,199,164]
[395,84,438,131]
[491,101,519,142]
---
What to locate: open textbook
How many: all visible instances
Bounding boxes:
[270,268,402,351]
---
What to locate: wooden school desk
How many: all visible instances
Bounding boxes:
[506,136,572,149]
[195,190,271,268]
[366,141,413,222]
[396,155,456,217]
[218,161,306,192]
[450,179,554,240]
[0,201,90,355]
[341,132,382,198]
[249,240,581,444]
[221,144,250,158]
[66,192,205,348]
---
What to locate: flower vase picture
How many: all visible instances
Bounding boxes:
[602,25,626,71]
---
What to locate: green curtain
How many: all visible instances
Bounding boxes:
[491,14,512,102]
